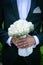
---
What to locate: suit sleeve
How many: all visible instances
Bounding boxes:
[35,0,43,46]
[0,1,9,44]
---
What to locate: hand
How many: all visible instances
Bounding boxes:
[11,37,26,48]
[11,37,18,47]
[11,35,36,48]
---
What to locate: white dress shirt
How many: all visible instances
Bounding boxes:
[7,0,39,56]
[17,0,31,19]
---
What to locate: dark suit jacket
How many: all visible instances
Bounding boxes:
[0,0,43,65]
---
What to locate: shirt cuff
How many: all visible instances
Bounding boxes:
[33,35,39,48]
[6,37,12,46]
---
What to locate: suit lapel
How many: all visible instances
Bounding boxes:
[26,0,37,20]
[11,0,19,20]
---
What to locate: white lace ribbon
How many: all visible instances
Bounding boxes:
[18,35,34,57]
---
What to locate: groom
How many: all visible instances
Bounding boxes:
[0,0,43,65]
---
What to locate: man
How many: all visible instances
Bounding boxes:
[0,0,43,65]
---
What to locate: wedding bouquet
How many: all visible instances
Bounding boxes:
[8,19,34,57]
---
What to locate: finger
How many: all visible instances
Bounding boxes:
[17,43,29,48]
[13,41,26,47]
[16,38,26,43]
[11,38,17,44]
[24,44,33,48]
[19,43,32,48]
[17,42,27,46]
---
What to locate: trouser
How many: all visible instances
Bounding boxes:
[2,54,40,65]
[2,45,41,65]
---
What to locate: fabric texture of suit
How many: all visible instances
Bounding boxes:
[0,0,43,65]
